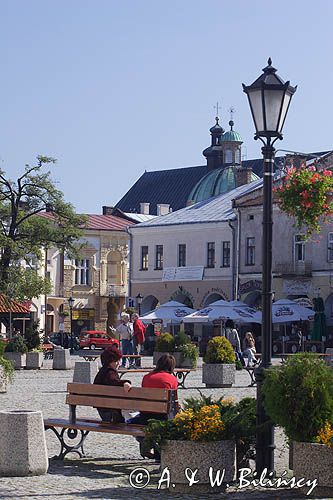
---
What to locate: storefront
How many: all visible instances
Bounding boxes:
[72,308,95,336]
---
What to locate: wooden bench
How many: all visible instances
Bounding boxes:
[118,367,194,389]
[44,382,178,460]
[42,344,54,359]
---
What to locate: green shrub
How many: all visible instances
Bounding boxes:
[174,330,191,348]
[262,352,333,443]
[0,355,14,383]
[177,343,199,367]
[155,333,175,352]
[25,321,41,351]
[5,335,28,354]
[0,340,7,357]
[204,336,235,364]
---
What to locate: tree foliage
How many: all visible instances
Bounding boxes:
[0,156,86,299]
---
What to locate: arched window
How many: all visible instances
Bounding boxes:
[235,149,240,163]
[225,149,232,163]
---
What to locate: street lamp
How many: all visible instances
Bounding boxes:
[68,296,75,354]
[243,58,296,473]
[136,293,143,316]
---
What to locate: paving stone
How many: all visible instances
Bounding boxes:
[0,356,329,499]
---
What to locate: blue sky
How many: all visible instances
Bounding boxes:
[1,0,333,213]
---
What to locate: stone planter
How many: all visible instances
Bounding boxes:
[0,409,48,476]
[172,352,196,368]
[153,351,195,368]
[161,439,236,493]
[293,441,333,488]
[4,352,26,370]
[26,352,43,370]
[202,363,235,388]
[153,351,172,365]
[0,366,7,393]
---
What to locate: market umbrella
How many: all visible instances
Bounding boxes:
[311,297,326,341]
[253,299,315,324]
[182,299,260,324]
[139,300,195,325]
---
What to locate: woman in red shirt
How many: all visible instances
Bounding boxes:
[142,355,178,390]
[128,354,178,459]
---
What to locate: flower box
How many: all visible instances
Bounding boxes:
[26,352,43,370]
[4,352,26,370]
[161,439,236,493]
[293,441,333,488]
[153,351,195,368]
[202,363,235,388]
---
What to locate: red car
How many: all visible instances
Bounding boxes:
[79,330,119,350]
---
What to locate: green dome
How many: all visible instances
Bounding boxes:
[188,166,259,204]
[221,130,243,142]
[188,167,232,203]
[221,120,243,143]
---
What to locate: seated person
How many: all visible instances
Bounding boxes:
[127,354,178,459]
[242,331,257,366]
[93,346,131,423]
[128,354,178,425]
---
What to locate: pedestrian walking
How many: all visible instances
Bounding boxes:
[111,313,134,368]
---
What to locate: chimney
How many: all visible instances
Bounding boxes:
[156,204,170,216]
[235,167,252,187]
[102,206,114,215]
[140,202,150,215]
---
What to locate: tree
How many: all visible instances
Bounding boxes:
[0,156,86,299]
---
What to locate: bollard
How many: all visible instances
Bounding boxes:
[52,348,71,370]
[73,361,98,384]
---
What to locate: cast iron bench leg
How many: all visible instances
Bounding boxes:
[45,426,90,460]
[175,370,189,389]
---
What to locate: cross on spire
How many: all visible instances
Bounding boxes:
[214,102,220,118]
[229,106,235,121]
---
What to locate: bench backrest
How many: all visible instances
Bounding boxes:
[66,383,178,423]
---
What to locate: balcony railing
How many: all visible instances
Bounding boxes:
[274,260,312,276]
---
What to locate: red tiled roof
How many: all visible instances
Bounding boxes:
[85,214,134,231]
[38,212,134,231]
[0,294,31,313]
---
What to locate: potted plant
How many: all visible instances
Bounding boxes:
[173,330,199,368]
[153,333,175,365]
[25,321,43,369]
[153,331,199,368]
[262,353,333,487]
[0,341,14,392]
[275,165,333,238]
[4,335,28,370]
[143,393,256,493]
[202,336,236,387]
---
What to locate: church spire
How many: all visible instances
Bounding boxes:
[202,104,225,170]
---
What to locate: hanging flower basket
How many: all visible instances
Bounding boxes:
[274,166,333,238]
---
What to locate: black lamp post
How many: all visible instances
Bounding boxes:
[136,293,143,316]
[68,296,75,354]
[243,59,296,473]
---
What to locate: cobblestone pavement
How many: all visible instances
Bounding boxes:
[0,356,332,500]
